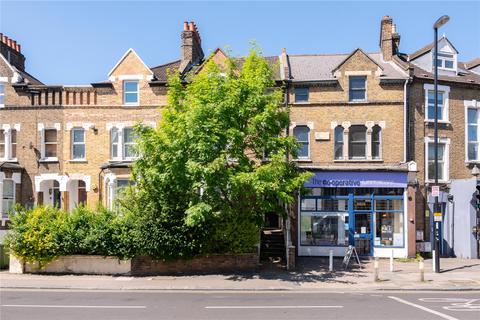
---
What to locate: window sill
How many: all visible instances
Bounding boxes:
[293,102,310,105]
[122,104,140,107]
[426,180,450,185]
[334,159,383,163]
[294,159,312,163]
[348,100,368,104]
[0,158,18,162]
[108,159,135,163]
[68,159,88,163]
[39,158,59,163]
[424,119,451,125]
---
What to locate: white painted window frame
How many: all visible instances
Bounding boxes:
[71,127,86,160]
[293,125,311,160]
[0,124,20,162]
[424,83,450,123]
[122,127,138,161]
[39,123,61,162]
[1,178,15,216]
[0,77,6,108]
[465,100,480,163]
[348,75,368,103]
[424,136,450,183]
[123,80,139,106]
[434,51,457,72]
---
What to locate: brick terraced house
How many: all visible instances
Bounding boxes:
[394,32,480,258]
[282,16,417,259]
[1,16,479,260]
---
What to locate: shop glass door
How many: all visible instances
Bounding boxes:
[352,196,373,255]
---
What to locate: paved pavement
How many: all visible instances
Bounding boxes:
[1,257,479,291]
[1,289,479,319]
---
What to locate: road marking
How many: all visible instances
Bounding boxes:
[2,304,146,309]
[388,296,458,320]
[205,305,343,309]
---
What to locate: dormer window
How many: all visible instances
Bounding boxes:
[434,52,456,71]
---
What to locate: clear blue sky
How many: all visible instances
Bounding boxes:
[1,0,479,84]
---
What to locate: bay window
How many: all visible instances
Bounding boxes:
[0,128,18,160]
[334,126,344,160]
[110,127,138,161]
[2,179,15,217]
[372,125,381,159]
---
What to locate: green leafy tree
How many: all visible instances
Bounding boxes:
[121,47,311,259]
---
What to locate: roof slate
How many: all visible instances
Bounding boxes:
[288,52,408,82]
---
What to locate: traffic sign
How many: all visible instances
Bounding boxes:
[432,186,440,197]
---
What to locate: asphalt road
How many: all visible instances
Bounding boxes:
[0,289,479,320]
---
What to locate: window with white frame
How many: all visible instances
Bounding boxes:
[434,52,455,70]
[123,128,138,159]
[71,128,86,160]
[372,125,381,159]
[348,125,367,159]
[467,107,480,161]
[424,84,449,122]
[293,125,310,159]
[43,129,58,160]
[426,138,449,182]
[123,81,139,105]
[349,76,367,102]
[334,126,344,160]
[2,179,15,216]
[0,82,5,108]
[0,128,18,160]
[110,127,138,161]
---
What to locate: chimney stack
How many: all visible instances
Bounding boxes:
[179,21,204,74]
[0,33,26,70]
[379,15,401,61]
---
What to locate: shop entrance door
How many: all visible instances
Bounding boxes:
[353,212,372,255]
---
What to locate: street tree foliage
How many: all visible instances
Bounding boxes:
[120,47,311,259]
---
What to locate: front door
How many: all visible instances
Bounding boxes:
[353,212,372,255]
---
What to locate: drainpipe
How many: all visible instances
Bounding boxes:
[403,78,409,162]
[284,79,291,268]
[98,167,104,204]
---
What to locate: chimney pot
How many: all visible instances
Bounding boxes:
[6,38,12,48]
[12,40,17,50]
[17,44,21,53]
[2,35,7,44]
[392,24,397,33]
[189,22,195,32]
[183,21,189,31]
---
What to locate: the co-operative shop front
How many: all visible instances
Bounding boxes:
[298,170,413,258]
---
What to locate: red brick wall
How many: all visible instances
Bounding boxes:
[131,253,258,276]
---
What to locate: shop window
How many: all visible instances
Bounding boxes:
[293,125,310,159]
[300,212,349,246]
[349,76,366,102]
[334,126,344,159]
[71,128,86,160]
[294,87,309,103]
[354,198,372,210]
[2,179,15,217]
[375,211,404,247]
[348,125,367,159]
[372,125,381,159]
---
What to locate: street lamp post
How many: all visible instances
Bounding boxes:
[433,15,450,274]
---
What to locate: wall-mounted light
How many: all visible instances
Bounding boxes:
[91,126,98,134]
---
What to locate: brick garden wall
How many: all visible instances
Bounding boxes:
[131,253,259,276]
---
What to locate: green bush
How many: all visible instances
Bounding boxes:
[5,206,138,265]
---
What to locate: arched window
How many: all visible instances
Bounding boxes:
[372,125,381,159]
[293,126,310,159]
[334,126,344,160]
[348,125,367,159]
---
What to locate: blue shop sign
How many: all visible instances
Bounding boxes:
[304,171,407,188]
